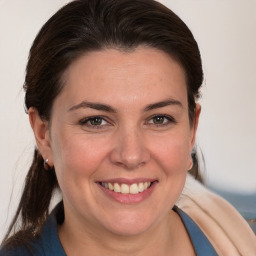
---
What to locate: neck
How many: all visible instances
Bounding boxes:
[58,210,183,256]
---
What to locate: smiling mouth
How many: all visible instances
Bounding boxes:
[99,181,153,195]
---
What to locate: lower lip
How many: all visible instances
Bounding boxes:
[97,182,157,204]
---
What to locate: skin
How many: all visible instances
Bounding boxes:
[29,47,200,255]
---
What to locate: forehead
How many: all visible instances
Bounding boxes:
[57,47,188,110]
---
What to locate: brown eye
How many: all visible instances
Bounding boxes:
[79,116,108,127]
[89,117,104,126]
[152,116,166,124]
[147,115,176,127]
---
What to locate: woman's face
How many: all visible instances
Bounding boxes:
[41,47,199,236]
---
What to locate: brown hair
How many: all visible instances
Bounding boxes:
[2,0,203,249]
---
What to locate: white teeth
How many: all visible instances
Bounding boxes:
[102,181,152,194]
[114,183,121,192]
[121,184,129,194]
[130,184,139,194]
[108,183,114,191]
[138,182,144,192]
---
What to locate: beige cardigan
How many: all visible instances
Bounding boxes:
[176,174,256,256]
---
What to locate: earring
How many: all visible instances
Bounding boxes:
[188,154,194,170]
[44,159,50,170]
[189,161,194,170]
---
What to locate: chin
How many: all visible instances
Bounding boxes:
[107,223,151,237]
[100,211,158,236]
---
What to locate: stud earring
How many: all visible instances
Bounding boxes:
[44,159,50,170]
[188,155,194,170]
[189,161,194,170]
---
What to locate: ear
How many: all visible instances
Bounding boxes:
[28,107,53,167]
[189,103,201,149]
[187,103,201,170]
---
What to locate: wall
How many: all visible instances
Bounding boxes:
[160,0,256,192]
[0,0,255,241]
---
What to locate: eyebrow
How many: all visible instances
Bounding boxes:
[68,98,182,113]
[143,98,183,111]
[68,101,117,113]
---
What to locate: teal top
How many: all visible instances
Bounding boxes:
[174,206,217,256]
[0,203,217,256]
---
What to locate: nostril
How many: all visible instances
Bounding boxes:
[116,157,148,170]
[109,133,151,169]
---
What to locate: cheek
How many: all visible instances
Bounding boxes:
[50,133,112,215]
[149,132,191,174]
[51,131,108,189]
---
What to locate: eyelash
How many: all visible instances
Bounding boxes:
[146,114,176,127]
[78,114,176,129]
[79,116,109,129]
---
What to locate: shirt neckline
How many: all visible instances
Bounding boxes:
[41,202,217,256]
[173,206,218,256]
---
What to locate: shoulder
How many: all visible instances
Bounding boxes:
[176,174,256,256]
[0,244,42,256]
[0,203,65,256]
[0,248,31,256]
[0,237,45,256]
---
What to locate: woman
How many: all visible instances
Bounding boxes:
[1,0,255,255]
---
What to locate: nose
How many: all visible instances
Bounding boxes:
[109,128,150,170]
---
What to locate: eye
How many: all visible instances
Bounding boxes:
[79,116,108,128]
[151,116,167,125]
[147,115,176,126]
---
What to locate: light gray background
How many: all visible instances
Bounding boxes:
[1,0,256,241]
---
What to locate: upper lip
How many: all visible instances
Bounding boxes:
[96,178,158,185]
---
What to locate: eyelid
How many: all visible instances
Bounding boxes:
[146,114,176,125]
[78,114,176,129]
[79,115,111,128]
